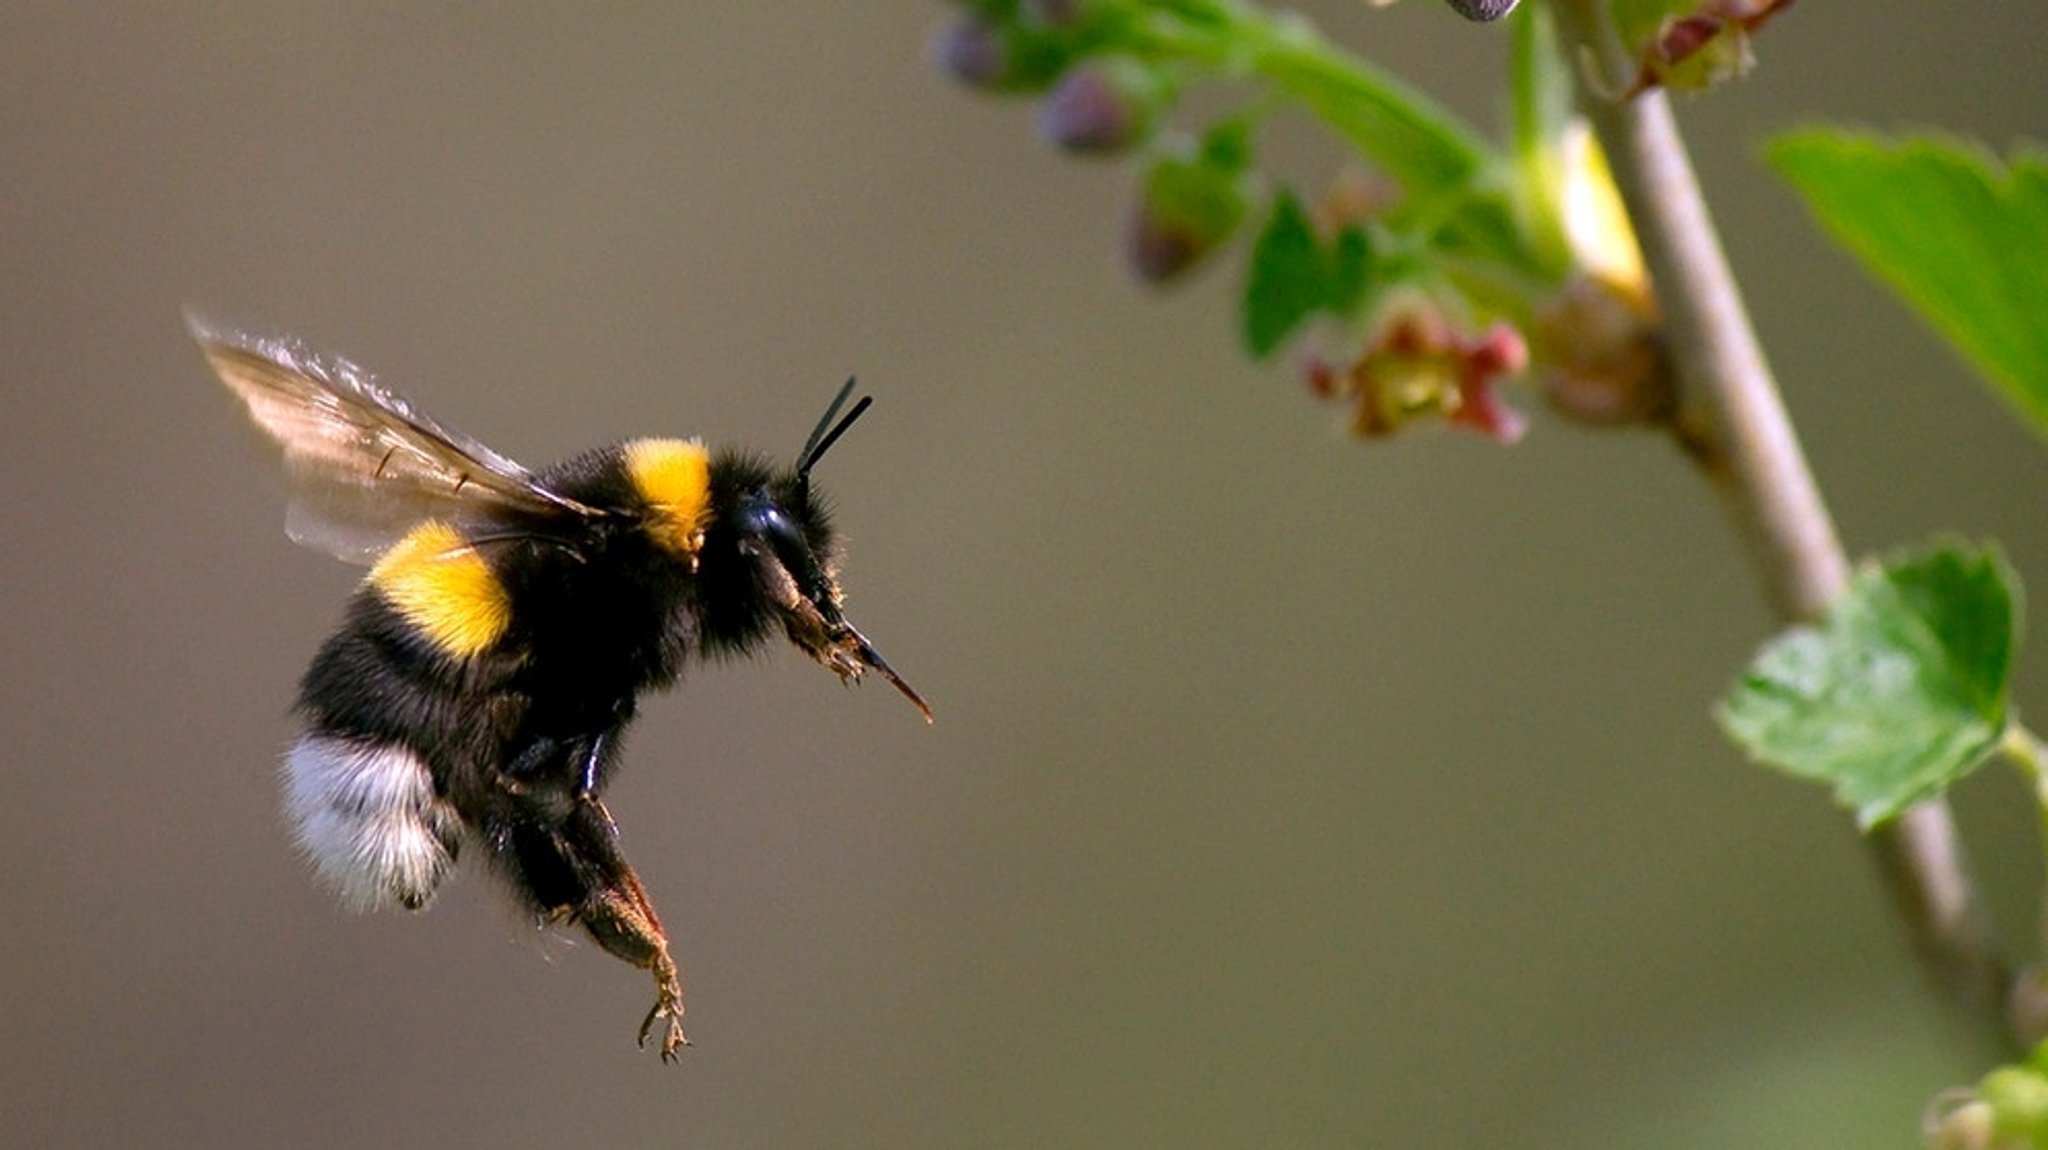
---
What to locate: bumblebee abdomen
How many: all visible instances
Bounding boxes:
[283,734,464,912]
[366,520,513,660]
[292,577,526,913]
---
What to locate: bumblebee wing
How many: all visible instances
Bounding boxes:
[191,312,604,564]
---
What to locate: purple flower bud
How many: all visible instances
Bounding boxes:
[930,13,1011,90]
[1038,58,1163,156]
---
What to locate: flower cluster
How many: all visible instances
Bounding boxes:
[931,2,1737,445]
[1304,296,1530,443]
[1624,0,1798,96]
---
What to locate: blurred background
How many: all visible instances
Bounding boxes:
[4,3,2045,1146]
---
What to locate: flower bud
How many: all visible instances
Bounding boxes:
[1979,1067,2048,1144]
[1126,138,1253,285]
[930,9,1079,93]
[1038,57,1168,156]
[1922,1092,1993,1150]
[930,12,1012,90]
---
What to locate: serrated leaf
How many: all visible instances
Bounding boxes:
[1769,132,2048,439]
[1241,191,1374,359]
[1717,541,2021,828]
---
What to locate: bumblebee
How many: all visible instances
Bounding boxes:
[193,314,929,1061]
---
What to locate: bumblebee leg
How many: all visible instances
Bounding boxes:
[574,729,610,802]
[576,700,633,801]
[499,733,566,795]
[556,800,689,1060]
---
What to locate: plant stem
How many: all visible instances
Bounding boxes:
[1551,0,2011,1051]
[1131,0,1491,195]
[2001,724,2048,1015]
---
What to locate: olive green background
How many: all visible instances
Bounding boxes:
[5,4,2046,1147]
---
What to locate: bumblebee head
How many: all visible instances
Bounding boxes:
[697,380,932,723]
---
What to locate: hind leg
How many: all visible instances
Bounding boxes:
[575,840,688,1060]
[504,796,688,1060]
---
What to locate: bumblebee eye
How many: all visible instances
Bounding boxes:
[737,494,838,618]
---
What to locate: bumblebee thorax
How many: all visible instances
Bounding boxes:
[621,438,712,558]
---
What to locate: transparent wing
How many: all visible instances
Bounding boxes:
[190,312,603,564]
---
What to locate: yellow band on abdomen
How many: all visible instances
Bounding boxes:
[368,521,511,659]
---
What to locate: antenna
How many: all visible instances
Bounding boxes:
[797,376,872,479]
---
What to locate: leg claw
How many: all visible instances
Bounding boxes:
[635,956,688,1062]
[637,988,689,1063]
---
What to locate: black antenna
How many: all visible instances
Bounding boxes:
[799,377,860,471]
[797,377,872,478]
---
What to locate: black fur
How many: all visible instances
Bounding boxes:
[296,442,835,921]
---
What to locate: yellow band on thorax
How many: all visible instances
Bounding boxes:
[367,520,511,659]
[623,438,712,558]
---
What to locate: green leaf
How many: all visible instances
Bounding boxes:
[1241,190,1373,359]
[1717,541,2021,828]
[1769,131,2048,439]
[1243,192,1322,358]
[1328,227,1370,314]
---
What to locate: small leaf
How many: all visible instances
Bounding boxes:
[1242,190,1373,358]
[1244,191,1322,357]
[1769,132,2048,439]
[1717,541,2021,828]
[1328,227,1371,314]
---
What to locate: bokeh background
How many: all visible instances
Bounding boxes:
[5,4,2046,1146]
